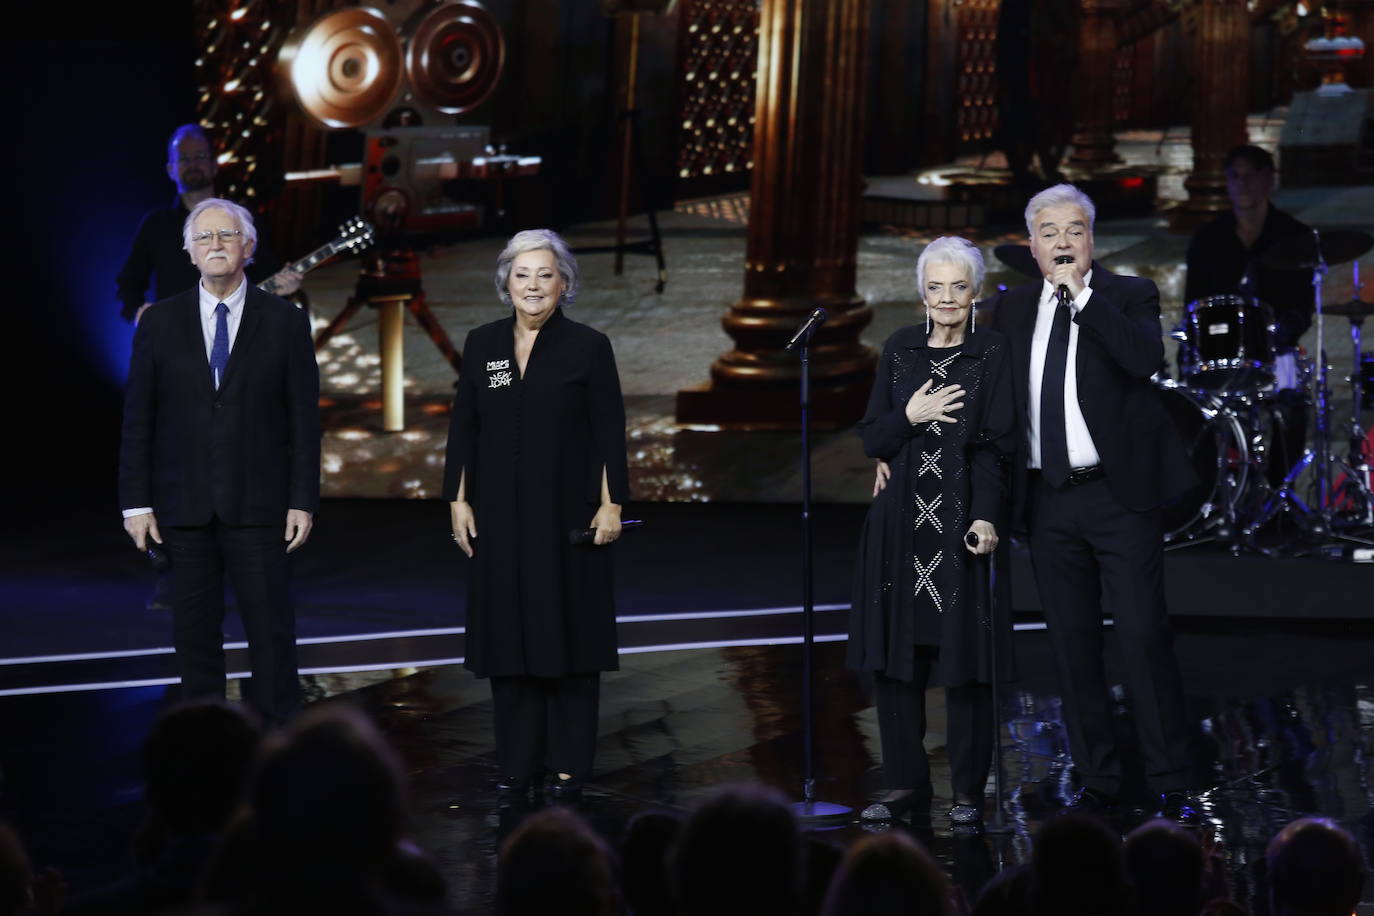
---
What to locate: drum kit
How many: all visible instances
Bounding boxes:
[996,230,1374,556]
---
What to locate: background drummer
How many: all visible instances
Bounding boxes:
[1184,144,1313,486]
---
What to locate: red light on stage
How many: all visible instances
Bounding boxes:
[1118,176,1145,190]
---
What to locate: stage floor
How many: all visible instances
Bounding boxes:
[3,635,1371,913]
[3,499,1371,695]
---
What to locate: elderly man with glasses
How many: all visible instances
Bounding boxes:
[119,198,320,724]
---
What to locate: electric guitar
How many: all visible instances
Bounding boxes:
[258,216,375,294]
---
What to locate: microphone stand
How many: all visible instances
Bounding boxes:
[788,311,849,824]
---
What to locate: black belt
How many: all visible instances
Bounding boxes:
[1030,466,1105,486]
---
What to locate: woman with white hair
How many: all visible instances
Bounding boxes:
[848,236,1017,826]
[442,229,629,803]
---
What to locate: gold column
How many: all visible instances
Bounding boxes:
[1181,0,1250,216]
[1068,0,1126,166]
[378,298,406,432]
[675,0,875,429]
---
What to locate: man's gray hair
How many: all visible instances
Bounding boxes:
[495,229,580,306]
[182,197,257,265]
[916,236,986,295]
[1024,183,1097,237]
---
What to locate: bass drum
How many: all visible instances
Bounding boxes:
[1157,384,1249,542]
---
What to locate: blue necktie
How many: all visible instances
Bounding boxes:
[210,302,230,390]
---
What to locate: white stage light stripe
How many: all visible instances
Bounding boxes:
[0,616,1107,686]
[0,661,466,698]
[617,604,848,623]
[619,634,850,655]
[1,608,848,667]
[0,646,177,666]
[0,627,469,667]
[296,627,465,645]
[296,659,464,675]
[0,677,180,697]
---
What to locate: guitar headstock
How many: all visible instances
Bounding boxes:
[336,216,376,254]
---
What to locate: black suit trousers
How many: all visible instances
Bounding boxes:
[1027,475,1190,795]
[163,519,300,724]
[490,674,600,781]
[873,649,994,801]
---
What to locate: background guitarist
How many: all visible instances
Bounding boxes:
[116,123,301,326]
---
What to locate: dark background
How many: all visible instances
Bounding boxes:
[8,3,198,511]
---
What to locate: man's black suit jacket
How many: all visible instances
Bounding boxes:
[989,264,1194,525]
[119,285,320,526]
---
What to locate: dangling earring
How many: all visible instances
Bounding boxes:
[969,301,976,335]
[925,307,931,335]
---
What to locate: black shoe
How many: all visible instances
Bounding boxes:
[548,776,584,802]
[1157,791,1202,826]
[496,776,533,806]
[1065,787,1115,815]
[860,790,929,822]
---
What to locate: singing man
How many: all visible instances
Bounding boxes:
[990,184,1199,821]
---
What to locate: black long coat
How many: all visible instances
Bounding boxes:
[443,310,630,678]
[847,326,1018,687]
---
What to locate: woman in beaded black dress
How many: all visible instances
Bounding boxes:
[849,236,1018,826]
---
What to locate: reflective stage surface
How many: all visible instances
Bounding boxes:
[3,629,1370,913]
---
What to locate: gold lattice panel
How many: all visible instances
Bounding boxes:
[193,0,298,206]
[956,0,999,146]
[676,0,760,181]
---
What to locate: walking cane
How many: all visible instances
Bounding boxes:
[967,530,1011,834]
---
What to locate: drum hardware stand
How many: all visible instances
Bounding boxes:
[1336,266,1374,529]
[1300,234,1374,547]
[1248,236,1374,551]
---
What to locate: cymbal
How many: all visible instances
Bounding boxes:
[1324,298,1374,318]
[993,244,1041,279]
[1259,229,1374,271]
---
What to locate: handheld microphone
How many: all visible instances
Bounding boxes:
[784,308,828,351]
[1053,254,1075,308]
[569,519,644,545]
[964,531,980,549]
[146,541,170,573]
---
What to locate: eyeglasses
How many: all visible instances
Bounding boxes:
[191,229,243,246]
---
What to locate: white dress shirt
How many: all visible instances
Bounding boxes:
[123,278,248,519]
[1027,270,1102,470]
